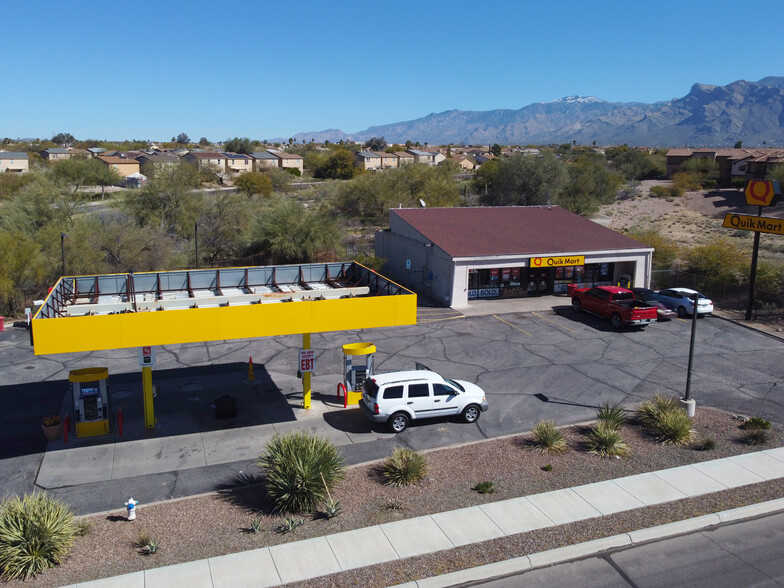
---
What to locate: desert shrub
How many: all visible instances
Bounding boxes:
[0,493,77,580]
[672,172,702,191]
[624,227,679,270]
[649,185,669,198]
[541,464,554,472]
[585,422,630,457]
[741,417,771,431]
[693,435,716,451]
[741,429,769,445]
[596,402,626,431]
[702,179,717,190]
[258,431,345,514]
[380,448,427,487]
[472,481,495,494]
[668,185,684,197]
[654,409,695,446]
[682,239,747,283]
[276,518,304,534]
[530,420,567,453]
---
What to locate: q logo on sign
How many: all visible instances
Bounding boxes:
[532,258,542,267]
[745,180,776,206]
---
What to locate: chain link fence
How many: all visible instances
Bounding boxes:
[651,269,783,323]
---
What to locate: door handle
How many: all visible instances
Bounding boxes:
[434,400,441,403]
[407,401,413,405]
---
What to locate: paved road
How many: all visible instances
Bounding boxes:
[475,510,784,587]
[1,304,782,512]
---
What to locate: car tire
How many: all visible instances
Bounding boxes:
[611,313,622,330]
[572,298,582,312]
[389,412,409,433]
[677,306,688,318]
[462,404,481,423]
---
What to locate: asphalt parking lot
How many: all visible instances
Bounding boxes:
[1,302,783,512]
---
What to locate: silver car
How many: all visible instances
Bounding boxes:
[656,287,714,317]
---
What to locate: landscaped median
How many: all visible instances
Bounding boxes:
[2,399,782,587]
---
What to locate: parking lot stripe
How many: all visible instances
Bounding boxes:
[493,315,531,336]
[532,311,575,332]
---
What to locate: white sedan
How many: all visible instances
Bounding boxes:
[656,287,714,317]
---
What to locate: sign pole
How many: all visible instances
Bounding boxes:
[302,333,311,409]
[745,205,763,321]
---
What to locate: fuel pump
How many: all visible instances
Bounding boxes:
[340,342,375,406]
[69,367,110,438]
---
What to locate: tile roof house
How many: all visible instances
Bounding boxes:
[666,147,784,186]
[375,206,653,308]
[136,153,180,170]
[40,148,70,161]
[250,151,279,171]
[355,151,383,171]
[407,149,436,165]
[97,156,140,178]
[223,152,253,174]
[377,152,399,169]
[0,152,29,173]
[184,151,227,173]
[449,154,475,170]
[275,151,304,174]
[394,151,415,166]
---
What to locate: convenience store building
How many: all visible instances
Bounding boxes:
[375,206,654,309]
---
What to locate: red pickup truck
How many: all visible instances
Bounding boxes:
[567,285,658,329]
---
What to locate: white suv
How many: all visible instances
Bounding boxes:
[360,368,489,433]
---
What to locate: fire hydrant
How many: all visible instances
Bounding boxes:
[125,497,138,521]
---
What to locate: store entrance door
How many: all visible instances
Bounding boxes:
[526,268,552,296]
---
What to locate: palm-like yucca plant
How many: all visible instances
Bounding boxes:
[530,420,567,453]
[380,448,428,487]
[654,408,695,446]
[636,394,680,429]
[586,422,630,457]
[0,493,77,580]
[596,402,626,431]
[258,431,345,514]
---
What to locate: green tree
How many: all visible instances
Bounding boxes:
[176,132,190,144]
[51,132,75,146]
[224,137,253,154]
[480,152,567,206]
[766,163,784,187]
[121,164,205,237]
[366,136,387,151]
[490,143,502,157]
[198,193,255,263]
[199,137,210,146]
[0,229,44,314]
[472,159,499,195]
[734,140,743,149]
[51,157,111,195]
[558,155,622,216]
[606,146,662,181]
[249,197,341,263]
[315,149,357,180]
[682,238,747,283]
[234,171,273,197]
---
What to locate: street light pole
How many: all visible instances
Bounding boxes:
[60,232,68,276]
[194,222,199,269]
[682,292,699,417]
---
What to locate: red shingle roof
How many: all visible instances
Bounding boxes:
[391,206,649,258]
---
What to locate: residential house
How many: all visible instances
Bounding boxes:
[0,152,29,173]
[223,152,253,174]
[184,151,228,174]
[355,151,383,171]
[250,151,279,171]
[474,153,497,166]
[86,147,106,158]
[136,153,180,172]
[377,152,399,169]
[40,148,70,161]
[665,147,784,187]
[275,151,304,175]
[97,156,140,178]
[394,151,415,166]
[449,155,475,170]
[407,149,436,165]
[431,151,446,165]
[69,148,91,157]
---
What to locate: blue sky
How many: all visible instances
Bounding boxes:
[3,1,783,142]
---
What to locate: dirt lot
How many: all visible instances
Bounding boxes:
[598,180,784,264]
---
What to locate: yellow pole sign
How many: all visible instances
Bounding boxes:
[530,255,585,268]
[745,180,777,206]
[722,213,784,236]
[301,333,312,409]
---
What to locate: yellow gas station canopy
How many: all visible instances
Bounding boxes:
[32,262,416,355]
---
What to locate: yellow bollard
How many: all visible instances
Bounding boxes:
[302,333,311,409]
[142,366,155,429]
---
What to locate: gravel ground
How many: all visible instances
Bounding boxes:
[9,408,782,588]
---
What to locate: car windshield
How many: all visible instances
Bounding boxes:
[445,378,464,392]
[614,292,634,301]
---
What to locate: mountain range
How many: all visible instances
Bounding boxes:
[292,77,784,148]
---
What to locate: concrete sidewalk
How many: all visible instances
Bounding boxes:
[64,447,784,588]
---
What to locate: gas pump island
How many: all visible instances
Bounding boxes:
[32,262,416,435]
